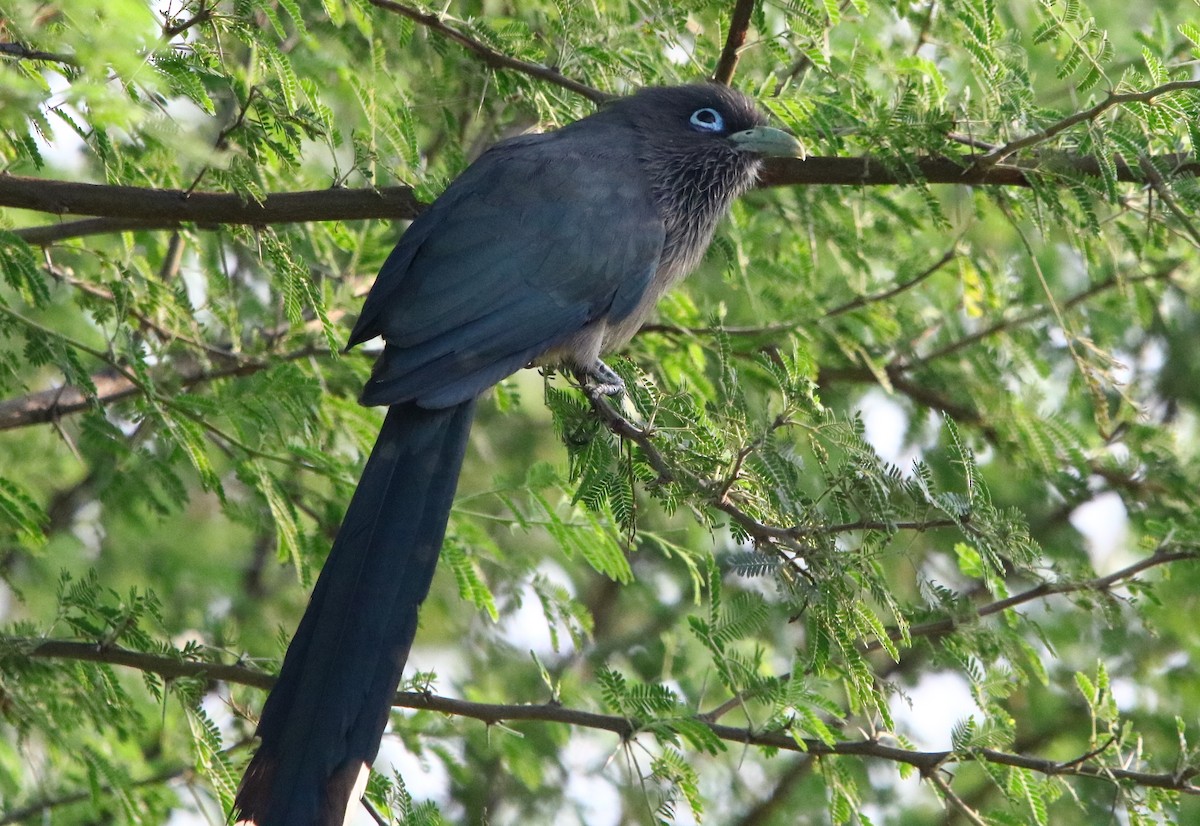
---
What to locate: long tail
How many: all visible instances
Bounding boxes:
[233,400,476,826]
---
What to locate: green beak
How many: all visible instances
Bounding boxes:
[729,125,807,159]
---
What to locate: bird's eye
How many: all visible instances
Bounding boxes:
[689,108,724,132]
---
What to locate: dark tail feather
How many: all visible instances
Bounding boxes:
[233,400,476,826]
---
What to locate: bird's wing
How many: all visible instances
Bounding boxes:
[350,125,665,408]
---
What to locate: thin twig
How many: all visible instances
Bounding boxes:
[0,339,332,432]
[902,263,1179,370]
[14,217,189,245]
[978,79,1200,166]
[0,304,313,467]
[364,0,610,104]
[825,244,959,318]
[46,264,235,361]
[863,545,1200,653]
[162,2,214,38]
[0,764,195,825]
[712,0,758,85]
[701,543,1197,722]
[1137,155,1200,249]
[583,394,947,558]
[927,770,989,826]
[639,234,953,338]
[185,86,259,196]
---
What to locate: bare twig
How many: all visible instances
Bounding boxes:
[712,0,758,85]
[364,0,611,104]
[14,217,189,245]
[46,264,234,360]
[583,394,940,558]
[639,238,953,338]
[184,86,260,196]
[0,305,312,466]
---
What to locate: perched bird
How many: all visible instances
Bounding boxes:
[233,83,804,826]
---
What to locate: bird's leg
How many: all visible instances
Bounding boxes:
[577,359,626,398]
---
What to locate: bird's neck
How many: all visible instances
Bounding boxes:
[645,145,763,277]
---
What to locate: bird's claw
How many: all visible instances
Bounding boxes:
[580,360,625,398]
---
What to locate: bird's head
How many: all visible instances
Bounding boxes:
[615,83,806,162]
[591,83,804,275]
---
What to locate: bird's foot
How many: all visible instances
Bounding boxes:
[578,360,625,398]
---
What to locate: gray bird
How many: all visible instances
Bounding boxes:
[233,82,804,826]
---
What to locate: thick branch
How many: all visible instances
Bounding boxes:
[364,0,611,104]
[12,218,183,245]
[0,176,423,230]
[712,0,758,85]
[16,637,1200,794]
[758,151,1200,188]
[7,152,1197,243]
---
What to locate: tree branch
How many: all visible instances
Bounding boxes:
[12,217,186,245]
[0,176,423,232]
[162,2,214,39]
[0,41,76,65]
[15,636,1200,794]
[0,341,331,432]
[702,542,1198,723]
[979,79,1200,166]
[927,770,989,826]
[640,243,958,339]
[364,0,611,104]
[1138,155,1200,249]
[47,264,233,360]
[757,150,1200,189]
[825,244,960,318]
[0,763,195,825]
[863,544,1200,654]
[583,392,919,560]
[7,151,1197,244]
[905,264,1178,371]
[712,0,758,85]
